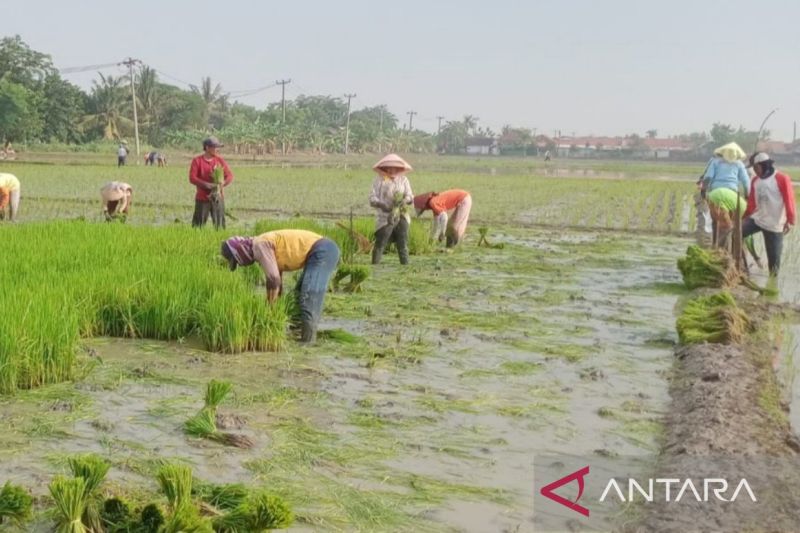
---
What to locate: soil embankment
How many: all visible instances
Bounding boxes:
[633,297,800,532]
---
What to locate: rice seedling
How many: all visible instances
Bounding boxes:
[211,491,294,533]
[677,245,739,289]
[676,291,751,345]
[0,481,33,526]
[157,463,194,512]
[185,381,255,449]
[49,476,89,533]
[193,482,248,511]
[67,454,110,532]
[100,497,133,532]
[333,264,371,292]
[0,222,292,393]
[138,503,165,533]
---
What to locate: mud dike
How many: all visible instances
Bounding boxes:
[633,250,800,532]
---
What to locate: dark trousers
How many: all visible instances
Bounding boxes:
[372,218,409,265]
[742,217,784,275]
[295,239,340,342]
[117,156,126,167]
[191,197,226,229]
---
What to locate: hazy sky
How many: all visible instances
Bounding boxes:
[6,0,800,139]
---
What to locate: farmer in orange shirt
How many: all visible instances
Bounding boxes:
[414,189,473,247]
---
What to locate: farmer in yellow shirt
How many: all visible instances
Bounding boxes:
[221,229,340,343]
[0,173,21,221]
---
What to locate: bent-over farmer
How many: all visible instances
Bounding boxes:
[0,172,21,221]
[414,189,472,247]
[369,153,414,265]
[190,136,233,229]
[221,230,340,343]
[100,181,133,220]
[701,142,750,247]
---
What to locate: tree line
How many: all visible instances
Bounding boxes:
[0,35,774,156]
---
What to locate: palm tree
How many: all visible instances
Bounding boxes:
[79,73,133,140]
[190,76,227,128]
[462,115,479,136]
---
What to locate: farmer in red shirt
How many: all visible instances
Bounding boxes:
[414,189,473,247]
[742,152,796,275]
[189,136,233,229]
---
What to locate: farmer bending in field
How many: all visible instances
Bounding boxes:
[0,173,21,221]
[100,181,133,221]
[414,189,472,247]
[189,137,233,229]
[221,230,340,343]
[702,142,750,247]
[369,154,414,265]
[742,152,796,275]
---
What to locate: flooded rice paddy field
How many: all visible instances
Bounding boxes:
[0,228,690,532]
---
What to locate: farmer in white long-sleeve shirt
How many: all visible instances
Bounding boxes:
[368,154,414,265]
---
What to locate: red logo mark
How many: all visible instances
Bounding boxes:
[539,466,590,517]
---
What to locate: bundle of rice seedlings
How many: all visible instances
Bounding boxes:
[248,491,294,531]
[160,505,213,533]
[138,503,165,533]
[184,381,255,449]
[676,291,750,345]
[318,329,361,344]
[476,227,504,249]
[100,497,133,532]
[332,264,370,293]
[68,454,110,533]
[193,482,248,511]
[49,476,89,533]
[677,245,739,290]
[212,491,294,532]
[0,481,33,526]
[157,464,194,512]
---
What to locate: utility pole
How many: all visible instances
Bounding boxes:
[343,93,356,155]
[276,79,291,154]
[794,121,797,143]
[121,57,142,159]
[407,110,417,132]
[436,115,445,134]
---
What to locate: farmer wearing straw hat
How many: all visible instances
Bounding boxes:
[701,142,750,247]
[100,181,133,221]
[742,152,796,275]
[414,189,473,247]
[369,154,414,265]
[189,136,233,229]
[0,173,21,222]
[220,230,340,343]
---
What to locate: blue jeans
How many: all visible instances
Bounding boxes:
[296,238,340,342]
[742,217,784,275]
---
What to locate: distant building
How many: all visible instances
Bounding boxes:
[554,136,691,158]
[465,137,498,155]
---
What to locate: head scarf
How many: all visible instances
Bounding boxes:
[221,236,255,270]
[713,142,747,163]
[413,192,436,213]
[373,153,413,176]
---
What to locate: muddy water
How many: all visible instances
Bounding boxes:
[0,229,687,532]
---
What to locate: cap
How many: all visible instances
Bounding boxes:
[220,241,238,271]
[747,152,772,168]
[203,136,224,149]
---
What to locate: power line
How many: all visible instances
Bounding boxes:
[59,62,122,74]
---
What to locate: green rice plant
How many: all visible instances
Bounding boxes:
[49,476,89,533]
[193,482,248,511]
[157,464,194,512]
[333,264,371,292]
[676,291,750,345]
[185,382,254,449]
[160,504,212,533]
[68,454,110,532]
[0,481,33,526]
[211,491,293,532]
[100,497,133,532]
[138,503,165,533]
[205,380,232,409]
[677,245,739,289]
